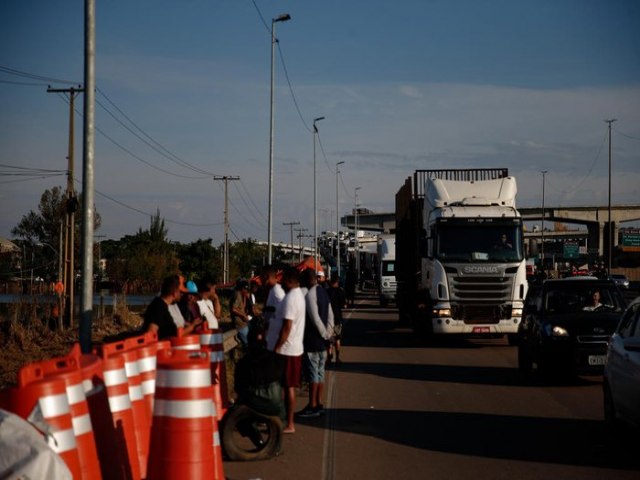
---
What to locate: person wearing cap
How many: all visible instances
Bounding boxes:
[260,265,285,328]
[178,280,205,331]
[316,270,327,289]
[231,279,252,346]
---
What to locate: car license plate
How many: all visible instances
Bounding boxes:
[588,355,607,366]
[472,327,490,334]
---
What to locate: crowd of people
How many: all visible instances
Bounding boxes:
[142,264,348,435]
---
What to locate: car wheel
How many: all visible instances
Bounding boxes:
[220,405,283,461]
[517,344,533,375]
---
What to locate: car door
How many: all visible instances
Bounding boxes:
[611,304,640,421]
[624,310,640,425]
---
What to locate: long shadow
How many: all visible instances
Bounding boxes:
[297,408,640,471]
[333,361,600,387]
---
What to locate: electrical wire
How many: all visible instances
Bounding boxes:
[0,65,78,85]
[613,127,640,141]
[316,131,336,173]
[238,178,268,223]
[276,42,312,134]
[231,181,267,229]
[249,0,271,34]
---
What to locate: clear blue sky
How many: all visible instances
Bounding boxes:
[1,0,639,244]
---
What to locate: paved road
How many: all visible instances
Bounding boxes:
[224,292,640,480]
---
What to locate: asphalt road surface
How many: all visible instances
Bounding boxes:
[224,291,640,480]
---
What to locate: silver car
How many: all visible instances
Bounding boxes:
[603,297,640,429]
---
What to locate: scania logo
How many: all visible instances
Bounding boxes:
[462,266,499,274]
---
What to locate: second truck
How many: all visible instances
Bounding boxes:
[396,168,528,341]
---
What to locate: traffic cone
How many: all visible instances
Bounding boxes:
[199,327,229,420]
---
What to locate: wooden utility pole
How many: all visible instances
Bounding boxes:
[48,85,84,328]
[214,176,240,283]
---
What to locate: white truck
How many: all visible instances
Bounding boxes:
[396,169,528,341]
[376,234,397,306]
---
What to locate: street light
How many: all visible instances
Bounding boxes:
[267,12,291,265]
[605,118,617,274]
[354,186,361,287]
[336,161,345,280]
[541,170,548,271]
[313,116,325,272]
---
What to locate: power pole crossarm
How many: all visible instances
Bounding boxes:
[283,221,300,263]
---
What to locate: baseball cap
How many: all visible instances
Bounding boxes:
[186,280,198,294]
[317,271,325,277]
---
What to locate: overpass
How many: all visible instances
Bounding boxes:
[342,204,640,259]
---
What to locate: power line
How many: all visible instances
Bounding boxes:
[613,127,640,141]
[0,64,78,85]
[249,0,271,33]
[276,42,312,133]
[316,131,336,173]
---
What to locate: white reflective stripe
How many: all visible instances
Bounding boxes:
[72,413,93,436]
[82,379,94,393]
[129,385,143,402]
[124,360,140,377]
[199,334,213,345]
[156,369,211,388]
[47,428,77,453]
[66,383,86,406]
[213,431,220,447]
[108,394,131,413]
[141,378,156,396]
[104,368,128,387]
[172,344,199,351]
[39,393,70,418]
[138,355,156,373]
[209,351,225,363]
[212,333,223,344]
[154,399,213,419]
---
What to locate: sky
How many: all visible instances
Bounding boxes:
[1,0,639,246]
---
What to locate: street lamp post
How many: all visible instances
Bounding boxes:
[267,13,291,265]
[541,170,547,271]
[336,161,345,280]
[605,118,617,274]
[313,116,325,272]
[354,187,361,288]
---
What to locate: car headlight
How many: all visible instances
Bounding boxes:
[512,308,523,317]
[545,324,569,337]
[432,308,451,317]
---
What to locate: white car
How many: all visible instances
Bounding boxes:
[603,297,640,429]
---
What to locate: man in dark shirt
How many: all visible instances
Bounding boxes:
[327,273,346,365]
[143,275,188,339]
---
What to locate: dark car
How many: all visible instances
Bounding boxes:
[608,274,630,290]
[517,278,627,377]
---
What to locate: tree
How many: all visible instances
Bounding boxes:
[177,238,222,282]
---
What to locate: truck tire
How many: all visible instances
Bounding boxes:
[220,405,283,461]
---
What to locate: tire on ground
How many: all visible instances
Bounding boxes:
[220,405,283,461]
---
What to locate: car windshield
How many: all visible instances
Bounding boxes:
[436,224,523,263]
[544,284,625,315]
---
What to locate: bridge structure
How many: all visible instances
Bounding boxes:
[342,204,640,259]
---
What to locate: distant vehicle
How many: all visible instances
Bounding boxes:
[604,297,640,430]
[395,168,527,341]
[517,278,627,377]
[376,234,396,307]
[608,274,630,290]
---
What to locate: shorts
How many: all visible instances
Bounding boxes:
[303,351,327,384]
[280,354,302,388]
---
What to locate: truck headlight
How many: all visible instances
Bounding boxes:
[512,308,523,317]
[432,308,451,317]
[544,325,569,337]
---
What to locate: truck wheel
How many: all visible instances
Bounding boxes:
[220,405,283,461]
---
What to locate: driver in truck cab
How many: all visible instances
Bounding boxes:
[494,233,513,250]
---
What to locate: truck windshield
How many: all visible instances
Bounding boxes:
[436,224,523,262]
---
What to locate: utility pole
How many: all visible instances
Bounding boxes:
[605,118,617,274]
[540,170,547,271]
[283,221,300,263]
[48,84,84,328]
[295,228,308,262]
[336,161,345,280]
[214,176,240,283]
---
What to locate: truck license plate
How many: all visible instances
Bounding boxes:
[472,327,490,334]
[588,355,607,366]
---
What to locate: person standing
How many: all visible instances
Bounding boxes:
[345,264,356,308]
[266,267,306,434]
[327,273,346,365]
[144,275,202,339]
[231,280,252,346]
[197,278,222,329]
[298,269,334,418]
[260,265,285,327]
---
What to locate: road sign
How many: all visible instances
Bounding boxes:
[563,242,579,259]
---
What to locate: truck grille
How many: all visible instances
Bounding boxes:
[577,335,609,344]
[447,272,515,323]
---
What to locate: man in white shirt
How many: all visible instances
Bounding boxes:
[266,266,306,434]
[197,279,222,329]
[260,265,285,326]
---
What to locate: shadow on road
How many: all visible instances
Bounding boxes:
[298,408,640,471]
[334,361,601,388]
